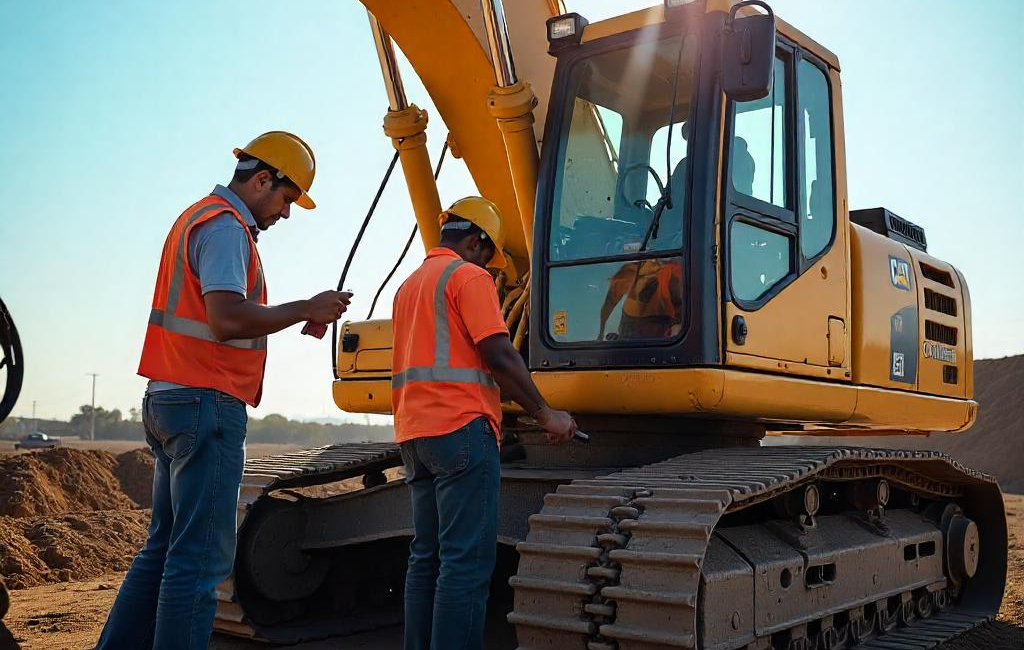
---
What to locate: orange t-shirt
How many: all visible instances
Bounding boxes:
[391,247,509,443]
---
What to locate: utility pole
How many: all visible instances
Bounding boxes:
[32,400,36,431]
[86,373,99,441]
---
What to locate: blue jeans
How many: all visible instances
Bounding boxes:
[95,388,247,650]
[401,417,501,650]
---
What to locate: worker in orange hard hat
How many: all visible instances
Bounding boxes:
[391,196,578,650]
[97,132,351,650]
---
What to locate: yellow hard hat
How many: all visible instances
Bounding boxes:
[439,197,507,270]
[233,131,317,209]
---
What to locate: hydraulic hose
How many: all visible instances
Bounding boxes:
[330,150,401,379]
[329,137,450,379]
[366,140,449,320]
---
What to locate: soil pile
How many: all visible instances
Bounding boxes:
[0,449,135,518]
[0,448,155,518]
[113,449,155,508]
[770,355,1024,492]
[0,511,150,589]
[0,447,155,592]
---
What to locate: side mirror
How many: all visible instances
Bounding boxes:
[722,1,777,102]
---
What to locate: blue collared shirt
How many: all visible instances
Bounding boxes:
[187,185,257,296]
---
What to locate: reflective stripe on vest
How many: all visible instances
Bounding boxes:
[391,259,498,390]
[148,309,267,350]
[157,201,268,351]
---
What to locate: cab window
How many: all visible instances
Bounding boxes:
[546,34,696,344]
[726,49,835,307]
[732,57,787,208]
[798,59,834,259]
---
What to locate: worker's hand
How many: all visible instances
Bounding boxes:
[305,290,352,324]
[535,407,577,445]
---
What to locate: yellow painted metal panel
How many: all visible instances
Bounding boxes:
[849,224,919,391]
[849,385,975,433]
[354,349,392,372]
[336,319,392,377]
[725,240,849,371]
[332,342,974,433]
[906,247,968,399]
[333,378,393,415]
[828,317,846,366]
[725,351,846,380]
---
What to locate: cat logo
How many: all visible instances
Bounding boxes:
[889,257,912,291]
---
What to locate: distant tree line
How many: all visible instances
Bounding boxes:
[1,405,392,446]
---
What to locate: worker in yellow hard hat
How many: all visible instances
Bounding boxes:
[391,197,577,650]
[97,132,350,650]
[231,130,318,227]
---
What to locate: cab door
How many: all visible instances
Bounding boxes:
[721,43,850,380]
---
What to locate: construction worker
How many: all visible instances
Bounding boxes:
[392,197,578,650]
[599,258,684,340]
[95,132,350,650]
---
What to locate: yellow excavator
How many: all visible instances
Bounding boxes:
[214,1,1007,648]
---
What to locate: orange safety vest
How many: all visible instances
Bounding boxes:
[391,249,502,444]
[617,259,683,320]
[138,195,268,406]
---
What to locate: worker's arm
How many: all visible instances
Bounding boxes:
[204,290,350,342]
[189,214,349,341]
[457,272,577,443]
[477,334,576,443]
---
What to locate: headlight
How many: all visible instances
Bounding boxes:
[546,13,589,53]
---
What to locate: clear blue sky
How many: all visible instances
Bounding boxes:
[1,0,1021,422]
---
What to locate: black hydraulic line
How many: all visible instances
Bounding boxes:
[366,139,449,320]
[0,297,24,424]
[330,149,401,379]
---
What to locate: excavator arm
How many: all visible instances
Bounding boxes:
[358,0,561,274]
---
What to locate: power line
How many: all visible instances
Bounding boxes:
[85,373,99,441]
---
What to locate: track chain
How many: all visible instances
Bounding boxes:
[510,446,1000,650]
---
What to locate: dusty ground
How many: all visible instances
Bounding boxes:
[2,495,1021,650]
[0,440,303,459]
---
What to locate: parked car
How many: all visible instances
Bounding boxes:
[14,432,61,450]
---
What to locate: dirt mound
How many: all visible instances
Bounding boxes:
[0,447,156,518]
[114,449,154,508]
[769,355,1024,492]
[0,511,149,589]
[0,449,135,518]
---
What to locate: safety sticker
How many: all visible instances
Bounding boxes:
[891,352,905,378]
[552,310,567,336]
[889,256,912,291]
[889,306,918,384]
